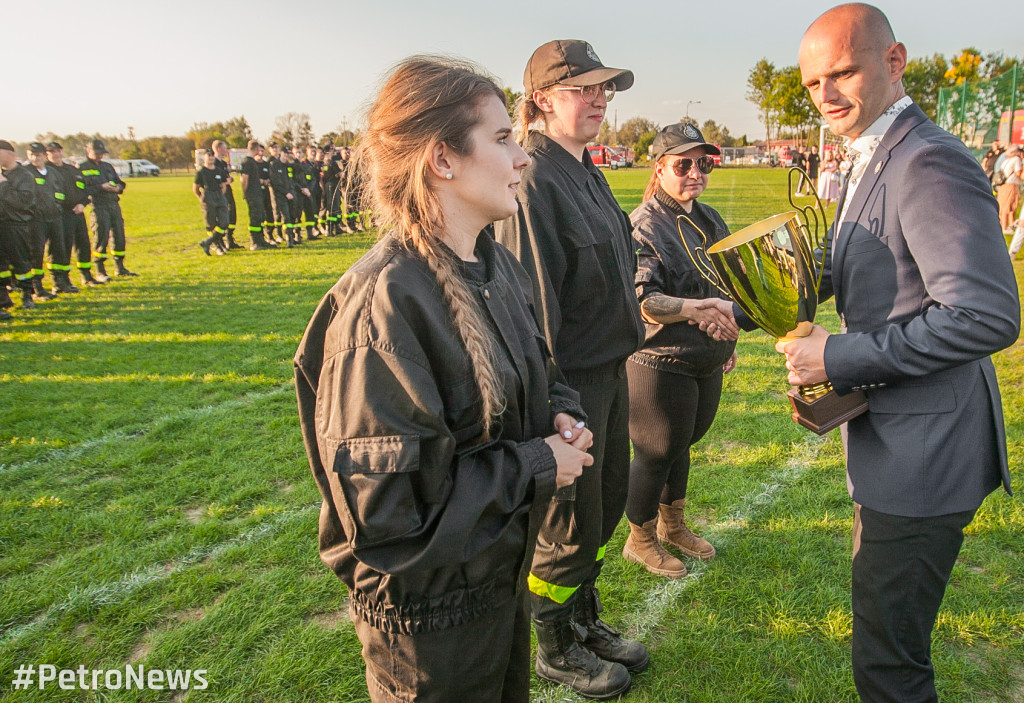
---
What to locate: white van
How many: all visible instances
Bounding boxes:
[127,159,161,176]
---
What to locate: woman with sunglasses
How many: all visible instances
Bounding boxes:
[494,40,646,699]
[621,123,739,580]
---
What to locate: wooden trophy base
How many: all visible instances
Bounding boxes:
[787,387,868,435]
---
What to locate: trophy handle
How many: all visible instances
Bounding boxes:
[676,214,730,297]
[786,167,831,290]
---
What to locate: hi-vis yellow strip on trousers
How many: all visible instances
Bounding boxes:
[527,573,578,604]
[596,544,607,562]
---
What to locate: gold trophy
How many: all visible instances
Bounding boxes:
[678,168,867,435]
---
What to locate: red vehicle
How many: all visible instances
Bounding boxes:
[586,144,625,169]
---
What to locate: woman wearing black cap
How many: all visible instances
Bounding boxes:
[494,39,645,699]
[621,123,739,580]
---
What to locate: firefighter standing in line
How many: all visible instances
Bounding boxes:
[0,139,37,314]
[319,144,343,236]
[46,142,103,287]
[258,144,279,244]
[193,149,229,256]
[212,140,242,250]
[24,142,63,300]
[269,145,299,247]
[239,140,272,250]
[341,147,365,233]
[299,145,321,238]
[80,139,137,278]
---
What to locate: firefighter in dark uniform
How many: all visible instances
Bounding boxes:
[299,145,321,238]
[341,147,366,233]
[267,142,297,245]
[212,140,242,250]
[46,142,103,287]
[239,140,272,250]
[193,149,229,256]
[80,139,137,278]
[24,142,64,300]
[494,40,646,698]
[292,146,319,241]
[319,144,343,236]
[0,139,37,314]
[258,144,279,244]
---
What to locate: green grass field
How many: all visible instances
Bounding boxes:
[1,169,1021,702]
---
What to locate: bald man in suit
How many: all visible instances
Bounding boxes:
[777,4,1020,701]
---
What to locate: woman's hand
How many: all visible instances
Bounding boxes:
[548,413,594,488]
[723,349,738,374]
[687,298,739,341]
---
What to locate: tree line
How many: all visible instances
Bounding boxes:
[747,48,1021,147]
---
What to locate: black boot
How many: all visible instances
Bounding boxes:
[0,309,11,321]
[533,619,631,700]
[80,267,102,287]
[572,584,649,673]
[93,260,111,283]
[52,271,79,294]
[21,288,35,309]
[114,258,139,276]
[33,278,57,301]
[199,235,215,256]
[225,229,243,249]
[0,284,13,309]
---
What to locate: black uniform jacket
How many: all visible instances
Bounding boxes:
[494,131,644,373]
[50,161,88,211]
[268,157,294,198]
[239,157,263,201]
[294,232,585,634]
[630,189,736,377]
[79,158,125,206]
[0,164,36,223]
[26,165,64,222]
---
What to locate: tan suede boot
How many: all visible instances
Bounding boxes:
[622,518,687,579]
[658,499,716,560]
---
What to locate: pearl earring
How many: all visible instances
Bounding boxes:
[445,172,453,180]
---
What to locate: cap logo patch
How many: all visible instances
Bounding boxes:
[684,124,700,140]
[585,43,600,63]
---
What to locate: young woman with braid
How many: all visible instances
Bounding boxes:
[294,56,593,703]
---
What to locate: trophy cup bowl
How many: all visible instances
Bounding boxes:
[678,200,867,435]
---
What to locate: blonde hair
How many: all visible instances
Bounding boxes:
[516,92,546,145]
[358,56,507,433]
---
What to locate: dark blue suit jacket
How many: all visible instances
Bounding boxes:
[821,104,1019,517]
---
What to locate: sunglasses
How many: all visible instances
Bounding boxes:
[670,155,715,176]
[551,80,616,104]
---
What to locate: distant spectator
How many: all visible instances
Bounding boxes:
[838,149,853,192]
[982,141,1004,183]
[997,144,1021,233]
[817,150,840,205]
[806,145,820,191]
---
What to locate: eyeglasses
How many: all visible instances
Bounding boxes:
[670,156,715,176]
[551,81,616,103]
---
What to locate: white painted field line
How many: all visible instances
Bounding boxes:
[531,436,826,703]
[0,502,318,648]
[0,384,292,478]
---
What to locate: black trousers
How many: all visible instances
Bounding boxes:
[852,505,975,703]
[297,193,317,233]
[224,186,236,231]
[529,362,631,620]
[201,198,229,233]
[30,219,65,278]
[0,220,34,291]
[353,595,531,703]
[244,193,264,241]
[625,360,723,524]
[62,211,92,269]
[90,202,126,260]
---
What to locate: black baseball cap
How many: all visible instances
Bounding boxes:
[651,123,721,162]
[281,145,293,154]
[202,148,214,155]
[0,140,14,152]
[524,40,633,95]
[28,142,47,154]
[89,139,108,154]
[46,141,63,151]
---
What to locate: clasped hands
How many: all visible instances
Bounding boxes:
[688,298,740,342]
[545,412,594,488]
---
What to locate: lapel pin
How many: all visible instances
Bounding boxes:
[874,162,882,174]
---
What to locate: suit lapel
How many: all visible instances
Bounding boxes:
[832,105,928,313]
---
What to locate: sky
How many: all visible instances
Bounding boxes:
[6,0,1022,145]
